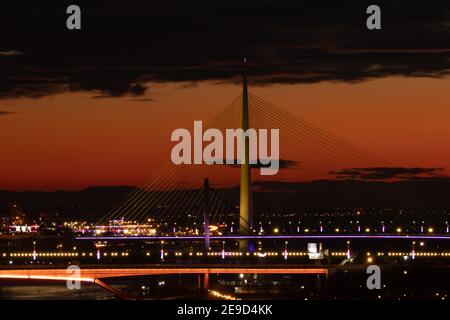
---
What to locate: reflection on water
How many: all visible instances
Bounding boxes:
[0,282,115,300]
[1,266,449,300]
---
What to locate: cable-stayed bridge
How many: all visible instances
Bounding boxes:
[3,63,450,298]
[77,62,450,247]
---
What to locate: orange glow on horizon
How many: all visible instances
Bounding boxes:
[0,77,449,191]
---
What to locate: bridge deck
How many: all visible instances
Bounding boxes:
[75,234,450,241]
[0,266,328,282]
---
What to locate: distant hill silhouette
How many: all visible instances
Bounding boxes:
[0,186,134,207]
[252,179,450,209]
[1,179,449,221]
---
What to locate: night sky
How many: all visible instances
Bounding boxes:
[0,1,449,190]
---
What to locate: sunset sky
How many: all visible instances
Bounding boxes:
[1,76,449,191]
[1,1,449,191]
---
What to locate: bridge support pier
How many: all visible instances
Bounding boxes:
[203,179,211,251]
[94,279,132,300]
[239,59,254,253]
[197,273,209,297]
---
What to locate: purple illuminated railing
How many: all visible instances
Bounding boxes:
[76,234,450,241]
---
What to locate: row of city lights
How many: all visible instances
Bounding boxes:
[208,290,240,300]
[4,251,450,258]
[385,252,450,257]
[271,227,442,233]
[2,252,129,258]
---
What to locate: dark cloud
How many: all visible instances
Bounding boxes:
[0,111,16,116]
[0,1,449,99]
[227,159,298,169]
[0,50,25,56]
[331,167,445,180]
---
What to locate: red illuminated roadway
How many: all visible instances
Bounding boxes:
[0,266,328,299]
[0,266,328,282]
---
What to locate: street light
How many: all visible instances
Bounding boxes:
[32,241,36,261]
[346,241,351,259]
[284,241,288,260]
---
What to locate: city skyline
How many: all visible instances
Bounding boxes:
[1,1,450,304]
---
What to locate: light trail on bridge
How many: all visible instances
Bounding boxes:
[0,267,328,299]
[0,267,328,281]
